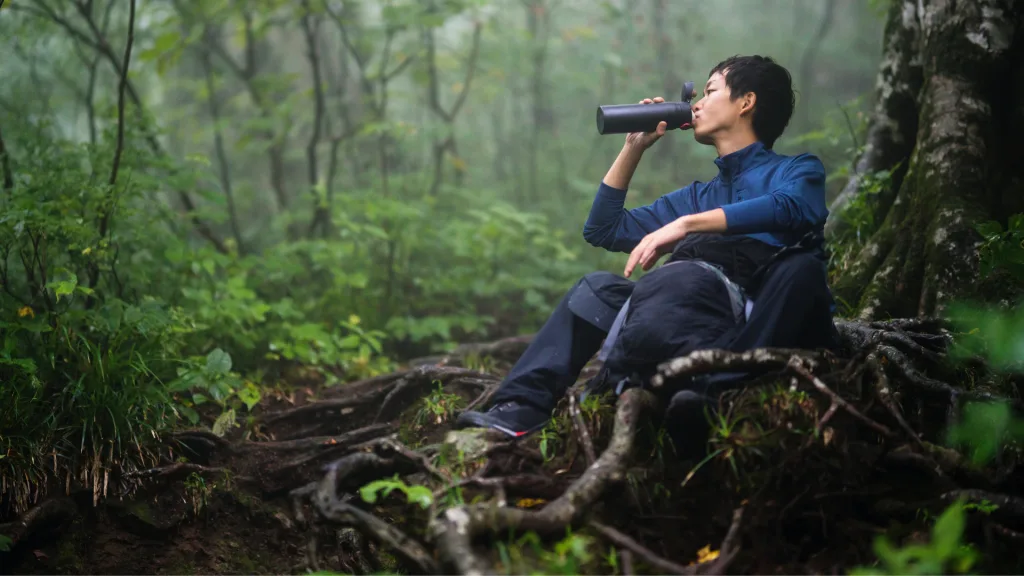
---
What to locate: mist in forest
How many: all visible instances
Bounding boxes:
[0,0,886,352]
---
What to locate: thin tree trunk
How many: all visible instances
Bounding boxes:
[200,47,244,253]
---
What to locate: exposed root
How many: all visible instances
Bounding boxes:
[0,498,77,547]
[787,356,893,438]
[313,469,440,574]
[261,386,396,427]
[125,462,229,480]
[941,489,1024,523]
[20,316,1018,576]
[429,388,660,574]
[590,520,693,575]
[243,423,395,452]
[373,365,499,423]
[651,348,824,388]
[569,394,597,466]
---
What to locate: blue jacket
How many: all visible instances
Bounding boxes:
[582,141,829,253]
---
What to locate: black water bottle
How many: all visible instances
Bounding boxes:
[596,81,697,135]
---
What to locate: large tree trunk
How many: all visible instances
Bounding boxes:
[829,0,1023,320]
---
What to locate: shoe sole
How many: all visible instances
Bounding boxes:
[455,411,549,438]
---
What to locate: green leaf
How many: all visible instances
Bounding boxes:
[49,272,78,301]
[205,348,232,374]
[212,408,237,437]
[931,499,966,560]
[404,485,433,509]
[237,381,262,411]
[975,220,1003,239]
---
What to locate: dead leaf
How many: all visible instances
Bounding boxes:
[695,545,719,564]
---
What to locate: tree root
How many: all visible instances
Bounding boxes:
[373,365,500,423]
[590,520,693,575]
[0,498,77,546]
[429,388,659,574]
[569,394,597,466]
[124,462,229,480]
[37,316,1017,576]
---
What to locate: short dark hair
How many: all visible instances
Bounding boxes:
[709,55,795,149]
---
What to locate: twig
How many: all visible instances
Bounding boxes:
[590,521,692,575]
[787,357,894,438]
[569,394,596,467]
[106,0,134,189]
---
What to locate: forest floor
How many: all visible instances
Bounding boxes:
[2,322,1023,575]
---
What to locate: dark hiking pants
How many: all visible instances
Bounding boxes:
[489,239,839,411]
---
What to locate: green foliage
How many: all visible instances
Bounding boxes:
[414,381,466,428]
[946,401,1024,466]
[0,534,12,552]
[947,302,1024,373]
[497,529,596,576]
[851,498,979,576]
[359,474,433,509]
[975,214,1024,282]
[827,163,901,288]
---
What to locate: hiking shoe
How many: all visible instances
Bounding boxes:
[664,390,713,461]
[455,401,551,438]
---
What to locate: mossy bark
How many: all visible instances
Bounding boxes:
[834,0,1023,320]
[825,0,923,241]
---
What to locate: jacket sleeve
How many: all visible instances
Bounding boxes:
[582,181,700,253]
[719,154,829,235]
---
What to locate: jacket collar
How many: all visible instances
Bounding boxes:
[713,141,771,182]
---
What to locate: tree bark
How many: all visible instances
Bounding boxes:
[833,0,1023,320]
[825,0,923,242]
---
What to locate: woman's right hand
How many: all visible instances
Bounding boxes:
[624,96,668,151]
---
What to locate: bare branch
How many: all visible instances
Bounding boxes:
[106,0,134,189]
